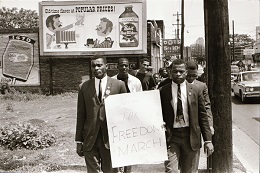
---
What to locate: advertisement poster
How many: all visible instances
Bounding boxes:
[39,0,147,56]
[105,90,168,168]
[0,34,40,86]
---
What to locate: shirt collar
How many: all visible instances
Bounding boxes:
[95,74,107,83]
[171,80,186,87]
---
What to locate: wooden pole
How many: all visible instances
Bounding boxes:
[204,0,233,172]
[180,0,184,60]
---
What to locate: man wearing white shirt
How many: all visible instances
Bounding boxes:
[159,59,214,173]
[112,58,142,93]
[75,55,127,173]
[112,58,142,173]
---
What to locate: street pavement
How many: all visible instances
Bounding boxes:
[44,122,259,173]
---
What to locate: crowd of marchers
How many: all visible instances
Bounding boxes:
[76,55,214,173]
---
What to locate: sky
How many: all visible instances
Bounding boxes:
[0,0,259,46]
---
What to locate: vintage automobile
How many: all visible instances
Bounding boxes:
[231,71,260,103]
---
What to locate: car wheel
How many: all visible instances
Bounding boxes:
[240,91,247,103]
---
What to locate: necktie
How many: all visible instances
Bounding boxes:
[98,79,102,102]
[177,84,185,124]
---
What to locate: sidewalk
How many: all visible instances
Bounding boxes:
[45,123,259,173]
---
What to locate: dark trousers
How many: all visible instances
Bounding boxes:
[83,129,118,173]
[164,127,198,173]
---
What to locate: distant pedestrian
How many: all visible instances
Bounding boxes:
[153,73,161,89]
[157,63,172,88]
[159,67,169,81]
[135,58,156,90]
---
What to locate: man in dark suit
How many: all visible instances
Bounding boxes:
[186,61,214,173]
[75,55,127,173]
[159,59,214,173]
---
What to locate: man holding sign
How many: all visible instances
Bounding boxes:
[75,55,127,173]
[112,57,142,172]
[159,59,214,173]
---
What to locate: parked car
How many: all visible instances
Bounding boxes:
[231,71,260,103]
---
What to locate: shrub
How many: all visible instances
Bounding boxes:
[0,90,47,101]
[0,122,56,150]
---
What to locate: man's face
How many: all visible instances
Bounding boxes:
[96,20,108,36]
[140,60,149,71]
[91,58,107,79]
[52,17,62,30]
[186,69,198,83]
[118,60,129,75]
[171,64,187,84]
[153,74,161,84]
[161,69,168,78]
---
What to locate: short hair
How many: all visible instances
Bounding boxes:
[91,55,107,64]
[159,67,166,74]
[186,61,198,70]
[46,14,60,30]
[140,58,149,64]
[100,17,113,34]
[171,58,186,69]
[118,58,129,65]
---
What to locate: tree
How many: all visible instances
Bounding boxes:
[230,34,256,48]
[191,43,205,64]
[0,7,39,29]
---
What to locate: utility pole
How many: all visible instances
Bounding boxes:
[173,0,184,60]
[232,20,235,62]
[173,12,181,39]
[204,0,233,172]
[180,0,184,60]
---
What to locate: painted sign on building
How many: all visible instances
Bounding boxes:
[162,39,181,56]
[39,0,147,56]
[0,33,40,86]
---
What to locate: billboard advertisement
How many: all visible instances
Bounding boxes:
[39,0,147,56]
[0,33,40,86]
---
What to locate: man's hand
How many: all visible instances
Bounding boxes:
[210,126,215,135]
[76,143,84,157]
[204,142,214,156]
[161,122,166,131]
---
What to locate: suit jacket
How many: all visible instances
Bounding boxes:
[159,81,212,151]
[193,80,213,126]
[75,76,127,151]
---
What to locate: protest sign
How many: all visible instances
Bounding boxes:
[105,90,167,168]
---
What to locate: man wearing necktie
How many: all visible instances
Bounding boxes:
[75,55,127,173]
[159,59,214,173]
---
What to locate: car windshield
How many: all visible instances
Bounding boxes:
[242,72,260,81]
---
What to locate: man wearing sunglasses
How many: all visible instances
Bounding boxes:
[186,61,214,173]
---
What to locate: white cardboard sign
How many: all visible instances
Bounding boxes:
[105,90,168,168]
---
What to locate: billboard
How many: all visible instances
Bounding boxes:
[39,0,147,56]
